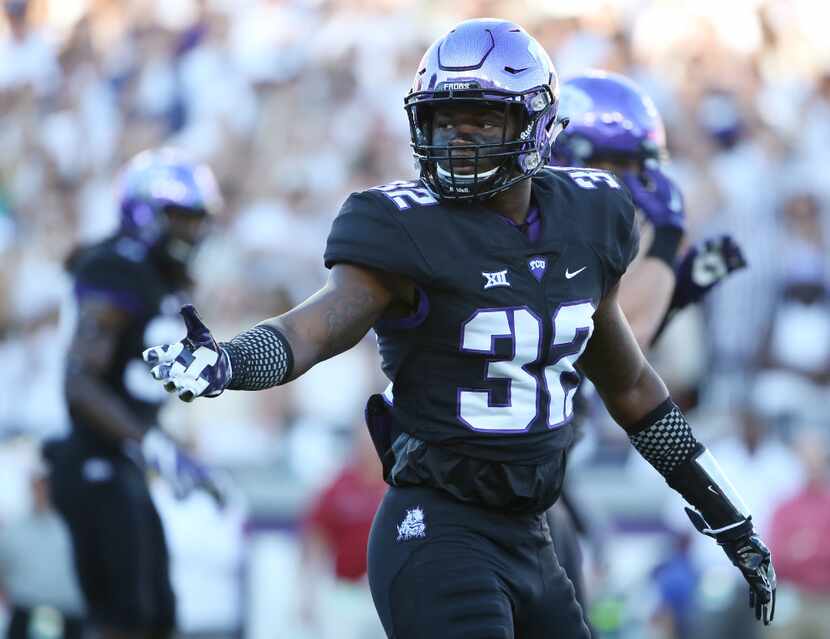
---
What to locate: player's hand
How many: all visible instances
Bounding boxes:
[685,508,776,625]
[142,304,231,402]
[621,167,685,231]
[670,234,747,311]
[142,430,226,506]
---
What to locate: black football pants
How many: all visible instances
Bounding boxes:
[47,436,176,636]
[368,484,591,639]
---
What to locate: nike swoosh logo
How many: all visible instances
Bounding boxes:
[565,266,587,279]
[707,485,719,496]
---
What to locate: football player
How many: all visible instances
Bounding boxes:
[547,70,749,616]
[46,148,222,639]
[143,20,775,638]
[554,70,748,349]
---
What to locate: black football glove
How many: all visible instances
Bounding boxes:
[686,508,776,625]
[670,234,747,311]
[650,234,747,346]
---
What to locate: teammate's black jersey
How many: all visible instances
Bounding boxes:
[67,236,188,448]
[325,168,638,511]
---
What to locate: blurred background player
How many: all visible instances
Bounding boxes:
[554,70,748,350]
[44,148,222,639]
[546,70,748,617]
[556,70,685,350]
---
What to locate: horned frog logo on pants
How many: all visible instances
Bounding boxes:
[397,507,426,541]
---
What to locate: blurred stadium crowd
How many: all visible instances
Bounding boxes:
[1,0,829,638]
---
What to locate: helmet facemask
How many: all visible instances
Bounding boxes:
[405,85,560,201]
[159,204,211,265]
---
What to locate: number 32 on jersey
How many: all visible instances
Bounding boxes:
[458,302,594,433]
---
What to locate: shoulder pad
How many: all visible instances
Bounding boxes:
[324,188,434,282]
[71,240,152,311]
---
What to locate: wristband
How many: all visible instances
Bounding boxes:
[646,226,683,269]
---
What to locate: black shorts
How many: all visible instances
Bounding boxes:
[45,437,175,634]
[367,485,590,639]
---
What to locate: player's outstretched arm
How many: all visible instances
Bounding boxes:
[143,263,403,401]
[578,284,776,625]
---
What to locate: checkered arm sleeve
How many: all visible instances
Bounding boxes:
[220,325,294,391]
[628,399,698,477]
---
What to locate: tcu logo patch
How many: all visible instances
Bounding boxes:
[397,507,426,541]
[528,257,547,282]
[482,270,510,290]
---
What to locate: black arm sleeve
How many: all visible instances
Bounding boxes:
[629,399,753,540]
[324,191,433,284]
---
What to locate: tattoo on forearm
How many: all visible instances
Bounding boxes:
[321,288,378,358]
[274,267,392,374]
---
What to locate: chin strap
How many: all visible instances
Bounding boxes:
[436,164,499,182]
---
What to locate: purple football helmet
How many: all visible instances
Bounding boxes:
[553,71,666,167]
[405,19,564,200]
[118,147,221,263]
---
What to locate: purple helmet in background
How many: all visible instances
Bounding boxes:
[119,147,221,263]
[405,19,564,200]
[553,70,666,167]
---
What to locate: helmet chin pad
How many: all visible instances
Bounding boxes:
[436,164,499,183]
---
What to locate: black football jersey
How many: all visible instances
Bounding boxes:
[67,236,189,447]
[325,167,638,511]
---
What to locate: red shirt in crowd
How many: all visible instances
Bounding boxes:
[305,466,387,581]
[769,482,830,594]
